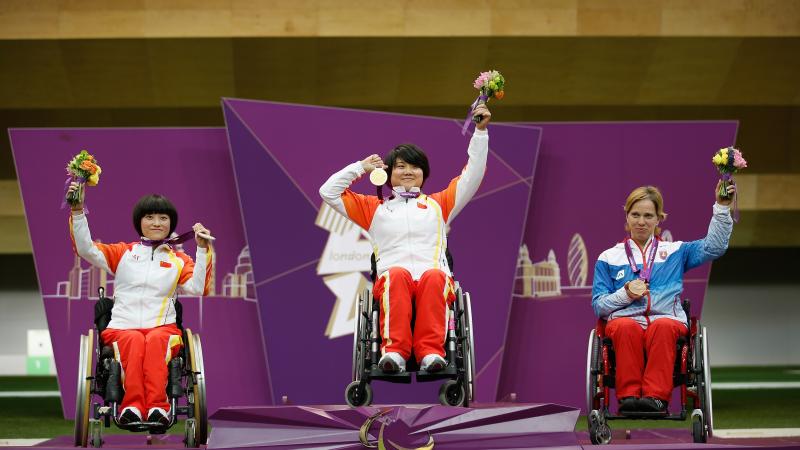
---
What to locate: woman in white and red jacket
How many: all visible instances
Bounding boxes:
[319,104,491,374]
[67,182,212,426]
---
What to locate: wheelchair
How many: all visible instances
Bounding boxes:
[74,287,208,448]
[344,251,476,407]
[585,300,713,445]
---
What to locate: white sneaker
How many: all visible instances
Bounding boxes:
[420,354,447,372]
[378,352,406,373]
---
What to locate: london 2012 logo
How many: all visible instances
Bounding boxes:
[359,410,435,450]
[315,203,373,339]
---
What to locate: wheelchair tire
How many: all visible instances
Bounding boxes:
[352,290,368,381]
[185,329,208,447]
[74,329,94,447]
[699,325,714,438]
[585,329,601,417]
[463,292,476,404]
[588,410,611,445]
[438,380,465,407]
[90,419,103,448]
[345,381,373,407]
[692,414,706,443]
[184,419,196,448]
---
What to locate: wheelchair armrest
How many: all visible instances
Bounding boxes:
[94,297,115,332]
[100,346,115,361]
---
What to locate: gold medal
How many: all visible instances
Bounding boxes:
[628,279,647,297]
[369,168,388,186]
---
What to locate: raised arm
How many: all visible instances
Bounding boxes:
[431,104,490,223]
[67,181,128,275]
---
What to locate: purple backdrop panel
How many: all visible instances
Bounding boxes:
[498,121,738,411]
[223,99,541,404]
[9,128,271,417]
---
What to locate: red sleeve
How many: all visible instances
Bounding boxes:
[94,242,134,274]
[341,189,381,230]
[430,176,459,223]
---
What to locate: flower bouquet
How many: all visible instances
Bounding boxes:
[462,70,505,134]
[65,150,101,208]
[712,146,746,199]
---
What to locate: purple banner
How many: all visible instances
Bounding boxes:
[223,99,541,404]
[9,128,272,417]
[498,121,739,410]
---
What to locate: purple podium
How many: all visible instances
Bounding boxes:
[208,403,581,449]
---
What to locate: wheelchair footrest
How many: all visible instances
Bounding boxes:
[117,421,171,433]
[416,365,458,382]
[370,370,413,383]
[611,411,679,420]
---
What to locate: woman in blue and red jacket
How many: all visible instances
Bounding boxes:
[592,181,735,413]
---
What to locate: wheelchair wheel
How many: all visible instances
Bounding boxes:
[345,381,373,407]
[692,413,706,443]
[90,419,103,448]
[439,380,465,406]
[585,329,601,418]
[184,419,196,448]
[185,329,208,447]
[462,291,476,405]
[696,325,714,440]
[74,329,94,447]
[588,410,611,445]
[352,289,368,381]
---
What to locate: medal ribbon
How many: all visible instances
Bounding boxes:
[624,236,659,282]
[140,230,195,248]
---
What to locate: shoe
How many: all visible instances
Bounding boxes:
[618,396,639,413]
[420,354,447,373]
[638,397,668,413]
[147,407,170,426]
[118,407,142,425]
[378,352,406,373]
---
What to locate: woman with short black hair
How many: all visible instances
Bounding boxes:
[67,182,213,426]
[320,104,491,374]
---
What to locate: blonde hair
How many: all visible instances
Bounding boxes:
[624,186,667,235]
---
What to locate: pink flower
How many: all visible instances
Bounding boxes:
[733,149,748,169]
[473,71,491,89]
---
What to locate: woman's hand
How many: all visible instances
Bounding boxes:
[66,181,84,212]
[192,222,211,249]
[361,154,386,173]
[623,280,649,301]
[474,104,492,131]
[715,179,736,206]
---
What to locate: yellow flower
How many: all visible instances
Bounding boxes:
[87,173,100,186]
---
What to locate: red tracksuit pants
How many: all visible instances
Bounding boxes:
[606,317,687,401]
[101,324,183,415]
[373,267,456,363]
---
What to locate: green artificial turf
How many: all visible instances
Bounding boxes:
[711,366,800,383]
[0,376,59,392]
